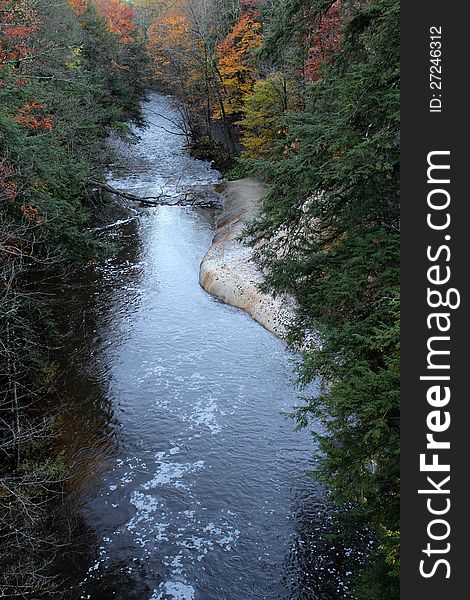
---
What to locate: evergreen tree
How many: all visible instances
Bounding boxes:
[246,1,400,596]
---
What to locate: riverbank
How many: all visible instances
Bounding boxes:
[51,94,340,599]
[199,178,296,339]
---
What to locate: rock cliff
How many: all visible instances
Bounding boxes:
[199,178,296,338]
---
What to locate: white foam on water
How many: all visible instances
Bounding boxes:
[150,581,195,600]
[202,522,240,552]
[180,396,221,434]
[142,458,205,491]
[129,491,160,515]
[163,554,184,575]
[92,216,139,233]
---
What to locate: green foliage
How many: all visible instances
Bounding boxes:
[355,532,400,599]
[0,0,148,440]
[261,0,334,67]
[245,0,400,596]
[79,2,149,123]
[1,2,148,593]
[1,0,147,260]
[1,0,400,596]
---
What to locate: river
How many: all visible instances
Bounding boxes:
[56,94,354,600]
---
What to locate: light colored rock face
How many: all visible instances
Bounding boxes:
[199,178,296,339]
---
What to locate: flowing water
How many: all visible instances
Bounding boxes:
[57,94,354,600]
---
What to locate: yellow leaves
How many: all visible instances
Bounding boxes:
[42,361,60,385]
[146,2,263,124]
[67,0,87,16]
[239,74,295,159]
[64,45,83,70]
[147,4,199,83]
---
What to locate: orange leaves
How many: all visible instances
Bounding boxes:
[215,8,262,117]
[20,203,40,222]
[66,0,88,16]
[15,103,53,131]
[14,77,30,87]
[145,1,265,128]
[66,0,136,43]
[0,0,38,70]
[0,160,38,227]
[1,3,52,136]
[217,13,262,65]
[147,2,197,83]
[95,0,136,44]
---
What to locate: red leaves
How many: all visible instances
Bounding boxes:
[14,77,29,87]
[3,24,38,43]
[95,0,136,44]
[67,0,137,44]
[304,1,342,82]
[15,103,53,131]
[0,0,38,69]
[0,159,18,202]
[0,4,53,130]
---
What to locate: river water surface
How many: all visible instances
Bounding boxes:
[58,94,353,600]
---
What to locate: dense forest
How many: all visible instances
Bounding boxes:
[1,0,399,598]
[0,0,147,595]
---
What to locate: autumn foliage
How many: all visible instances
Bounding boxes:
[215,8,262,117]
[95,0,136,43]
[0,158,18,202]
[15,102,53,130]
[1,0,144,261]
[143,0,340,150]
[239,74,295,158]
[0,0,38,69]
[67,0,87,15]
[1,1,148,594]
[147,1,196,84]
[66,0,136,42]
[304,1,341,81]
